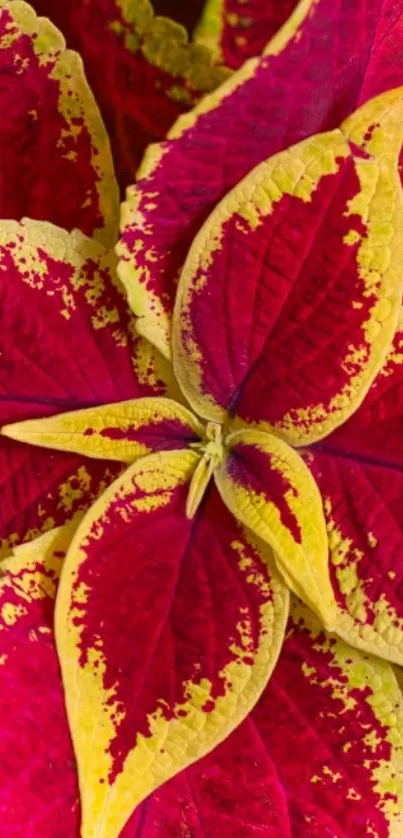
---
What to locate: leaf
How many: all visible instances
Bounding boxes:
[0,523,81,835]
[298,314,403,665]
[30,0,230,189]
[173,90,403,445]
[118,0,403,359]
[126,715,292,837]
[195,0,300,68]
[3,398,202,463]
[0,0,118,245]
[56,448,289,838]
[131,597,403,836]
[215,428,334,628]
[0,218,171,554]
[251,599,403,836]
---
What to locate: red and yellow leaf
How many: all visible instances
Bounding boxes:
[0,523,81,835]
[215,428,334,627]
[195,0,300,68]
[0,0,118,244]
[0,218,170,554]
[30,0,230,189]
[299,316,403,665]
[139,598,403,836]
[173,90,403,445]
[56,448,289,838]
[250,599,403,836]
[2,398,202,463]
[119,0,403,359]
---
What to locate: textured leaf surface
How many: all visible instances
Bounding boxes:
[56,448,289,838]
[173,91,403,445]
[299,316,403,665]
[0,0,118,245]
[215,429,334,627]
[30,0,230,189]
[196,0,299,68]
[0,524,82,836]
[0,218,169,555]
[119,0,403,358]
[3,398,202,463]
[131,599,403,836]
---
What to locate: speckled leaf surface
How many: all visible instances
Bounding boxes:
[196,0,299,68]
[0,219,171,556]
[215,429,334,627]
[173,91,403,445]
[301,316,403,665]
[0,0,119,245]
[30,0,230,189]
[131,599,403,836]
[119,0,403,358]
[56,448,289,838]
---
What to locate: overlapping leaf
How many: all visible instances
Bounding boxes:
[215,429,334,627]
[0,0,118,244]
[300,316,403,665]
[195,0,299,68]
[56,449,289,838]
[173,91,403,445]
[0,524,81,835]
[119,0,403,358]
[130,600,403,836]
[0,218,173,555]
[30,0,230,189]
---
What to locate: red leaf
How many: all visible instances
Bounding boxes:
[56,450,288,836]
[0,0,118,244]
[196,0,300,68]
[30,0,230,190]
[119,0,403,358]
[0,219,167,554]
[301,319,403,663]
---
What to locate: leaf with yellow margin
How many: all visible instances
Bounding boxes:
[301,313,403,666]
[173,89,403,446]
[119,0,403,359]
[3,398,203,463]
[0,0,118,245]
[195,0,299,68]
[0,218,173,556]
[215,428,335,629]
[56,447,289,838]
[0,522,83,834]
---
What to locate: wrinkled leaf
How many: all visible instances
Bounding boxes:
[0,0,118,244]
[301,316,403,664]
[0,524,81,835]
[173,90,403,445]
[215,428,334,627]
[56,448,289,838]
[119,0,403,358]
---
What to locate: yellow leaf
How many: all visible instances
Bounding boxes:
[215,428,335,628]
[2,397,203,462]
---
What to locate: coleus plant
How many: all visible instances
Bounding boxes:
[2,1,403,837]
